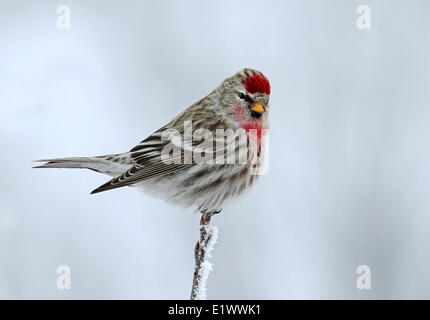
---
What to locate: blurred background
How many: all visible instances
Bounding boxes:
[1,0,429,299]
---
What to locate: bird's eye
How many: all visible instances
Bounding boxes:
[238,92,245,100]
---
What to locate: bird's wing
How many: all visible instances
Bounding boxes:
[90,126,189,194]
[90,124,235,194]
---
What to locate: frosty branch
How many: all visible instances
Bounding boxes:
[190,210,219,300]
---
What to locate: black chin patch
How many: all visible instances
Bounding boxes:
[251,110,262,119]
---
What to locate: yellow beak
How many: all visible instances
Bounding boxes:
[250,102,265,114]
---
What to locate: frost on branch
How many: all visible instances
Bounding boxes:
[190,212,219,300]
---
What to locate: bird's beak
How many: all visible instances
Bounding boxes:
[250,102,265,116]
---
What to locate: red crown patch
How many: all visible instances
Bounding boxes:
[244,74,271,95]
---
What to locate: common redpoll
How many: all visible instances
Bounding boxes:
[34,68,270,214]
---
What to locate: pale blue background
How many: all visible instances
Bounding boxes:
[1,0,429,299]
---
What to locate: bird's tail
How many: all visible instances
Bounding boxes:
[33,154,133,177]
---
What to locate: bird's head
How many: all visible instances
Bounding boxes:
[217,68,271,131]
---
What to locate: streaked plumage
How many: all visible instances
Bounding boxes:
[34,68,271,213]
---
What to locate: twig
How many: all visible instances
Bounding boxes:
[190,210,219,300]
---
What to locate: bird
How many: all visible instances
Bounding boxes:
[34,68,271,215]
